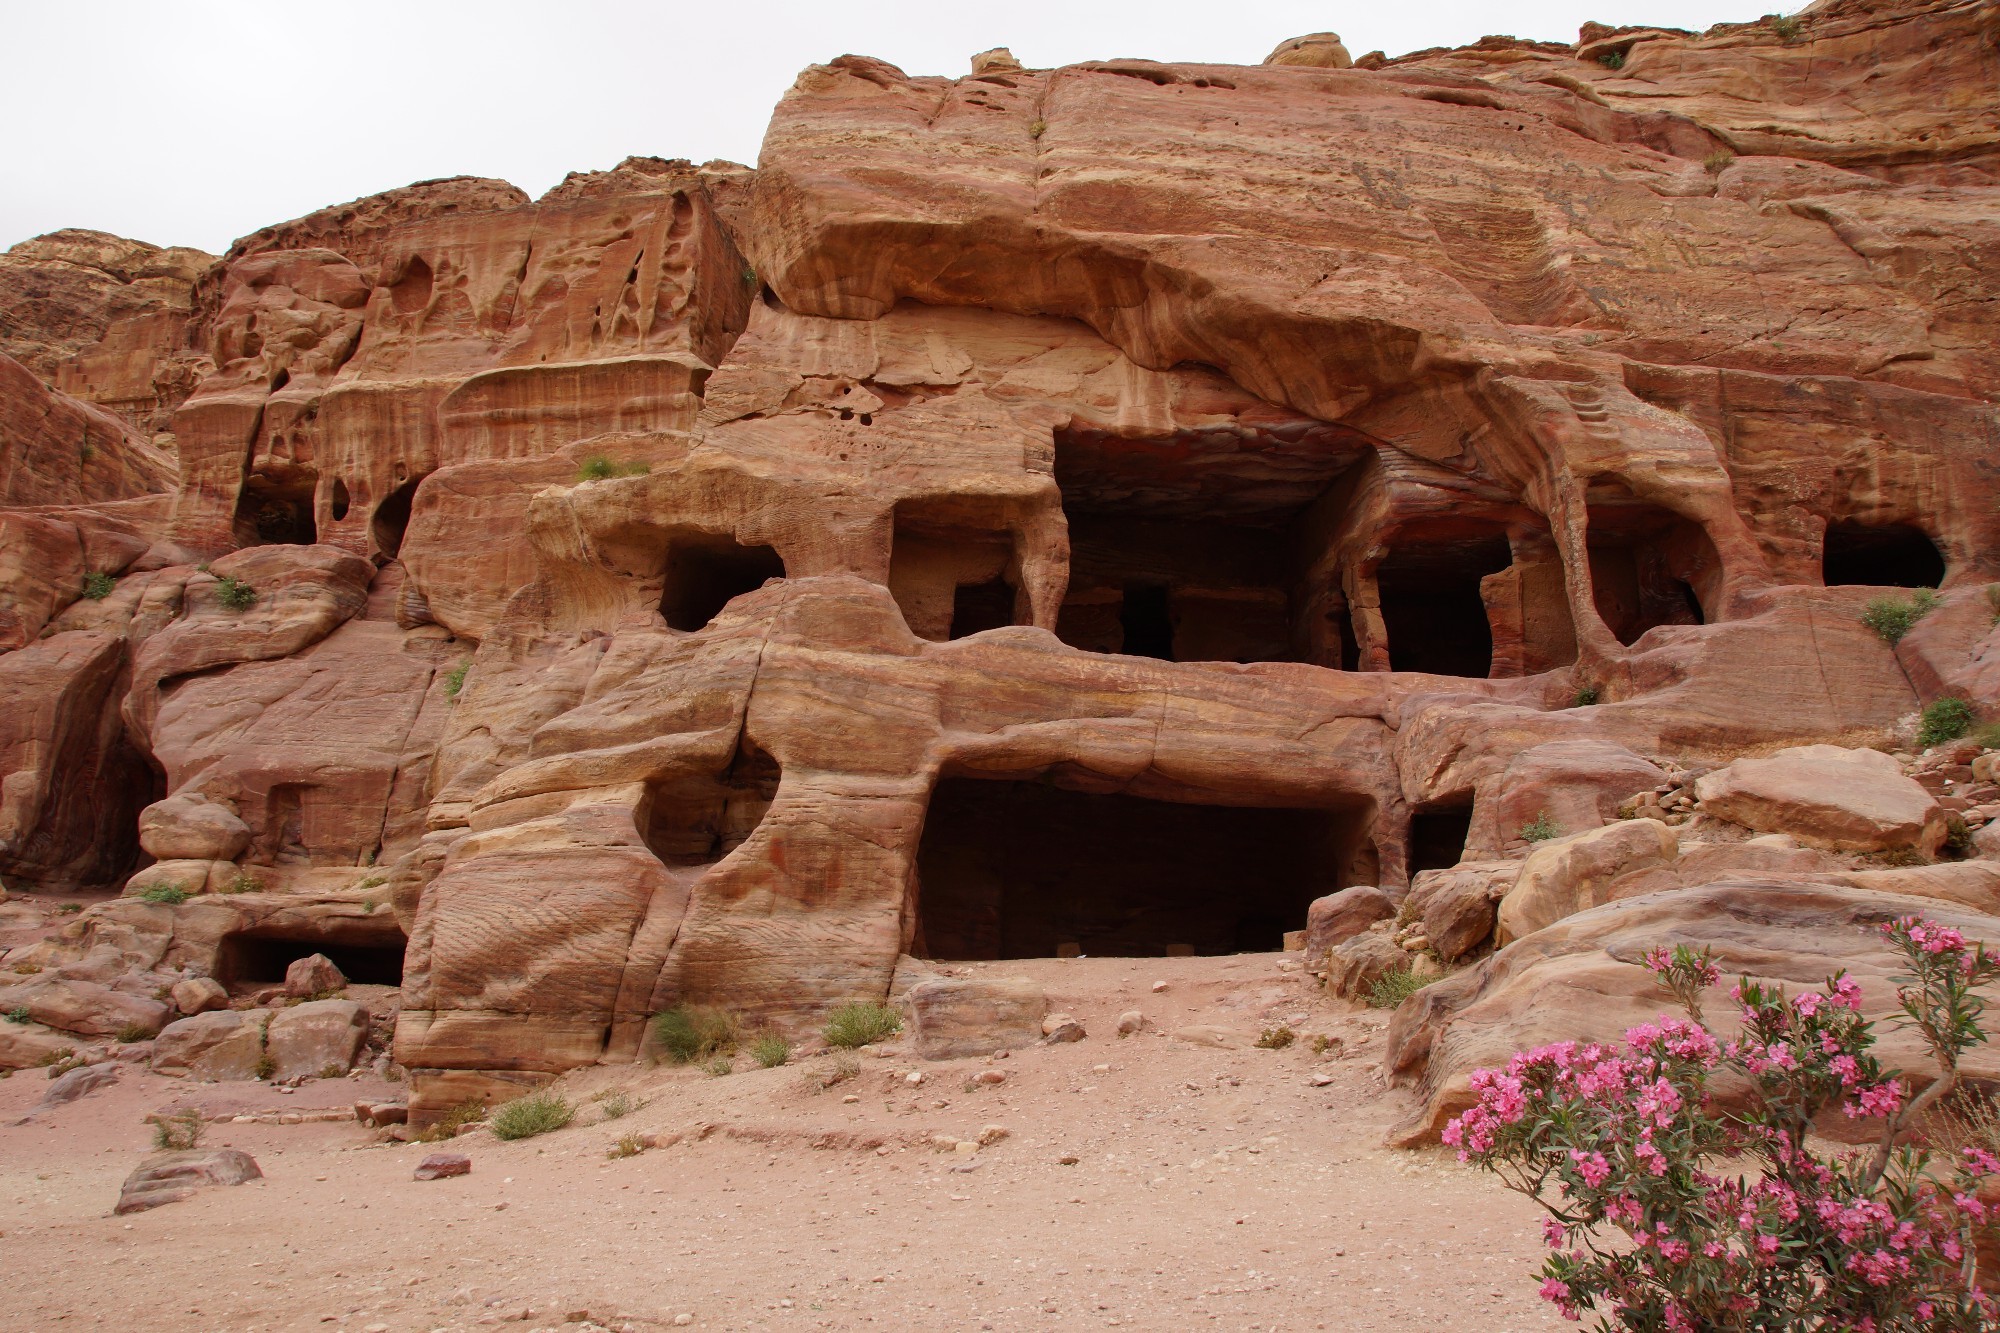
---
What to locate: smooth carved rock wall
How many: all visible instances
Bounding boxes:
[1,0,1998,1121]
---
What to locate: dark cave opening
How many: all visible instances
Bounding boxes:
[234,471,318,546]
[1375,530,1514,677]
[887,499,1022,642]
[1822,521,1945,590]
[1408,805,1474,876]
[950,578,1016,639]
[639,747,780,867]
[1117,583,1176,660]
[913,777,1369,959]
[1050,419,1372,667]
[214,932,407,988]
[370,476,424,560]
[1585,501,1719,646]
[660,534,787,632]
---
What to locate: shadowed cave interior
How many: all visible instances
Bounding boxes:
[913,777,1372,959]
[214,931,408,987]
[1822,520,1946,589]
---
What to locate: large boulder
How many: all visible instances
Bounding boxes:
[1264,33,1353,68]
[0,1020,78,1071]
[151,1010,267,1080]
[1385,883,2000,1146]
[1327,926,1409,1001]
[264,999,369,1080]
[1695,746,1944,854]
[1405,862,1520,962]
[904,977,1046,1060]
[1496,819,1680,946]
[1477,741,1668,854]
[137,792,250,862]
[0,974,169,1039]
[1303,886,1397,962]
[283,953,347,998]
[170,976,229,1016]
[115,1149,262,1214]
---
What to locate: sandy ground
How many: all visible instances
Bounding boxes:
[0,953,1564,1332]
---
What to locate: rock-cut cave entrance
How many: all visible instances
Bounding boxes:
[1585,496,1718,646]
[887,497,1023,641]
[234,469,319,546]
[660,533,787,631]
[1408,804,1474,876]
[213,929,407,988]
[1822,520,1945,590]
[1375,528,1515,676]
[912,777,1372,959]
[1050,417,1373,666]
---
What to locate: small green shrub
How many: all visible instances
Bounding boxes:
[224,872,262,895]
[1310,1033,1341,1055]
[608,1133,647,1159]
[81,572,117,600]
[153,1107,205,1151]
[623,460,652,476]
[1255,1026,1296,1050]
[1769,13,1802,42]
[46,1054,86,1076]
[1571,684,1600,708]
[254,1052,276,1080]
[1862,589,1937,645]
[5,1006,29,1024]
[577,455,617,481]
[33,1047,73,1068]
[214,576,257,611]
[444,661,470,698]
[704,1055,734,1077]
[597,1090,642,1120]
[823,1002,901,1049]
[741,265,758,286]
[415,1099,487,1143]
[1974,721,2000,750]
[115,1022,153,1044]
[135,882,190,905]
[1028,118,1048,138]
[651,1005,738,1064]
[1918,697,1977,748]
[56,902,81,914]
[1704,150,1735,174]
[1520,812,1561,843]
[751,1033,791,1068]
[490,1090,575,1140]
[1365,966,1432,1010]
[1596,49,1625,70]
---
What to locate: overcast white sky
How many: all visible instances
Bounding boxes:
[2,1,1785,255]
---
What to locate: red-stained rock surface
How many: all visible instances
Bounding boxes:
[2,0,2000,1129]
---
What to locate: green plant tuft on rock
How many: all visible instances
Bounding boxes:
[1366,966,1432,1010]
[751,1033,791,1068]
[153,1107,206,1151]
[577,455,617,481]
[490,1090,574,1140]
[214,576,257,612]
[81,572,116,600]
[135,882,190,905]
[1861,589,1936,644]
[652,1006,738,1064]
[1521,812,1561,843]
[823,1002,901,1049]
[1918,697,1977,748]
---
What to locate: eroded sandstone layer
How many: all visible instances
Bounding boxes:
[3,0,1999,1124]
